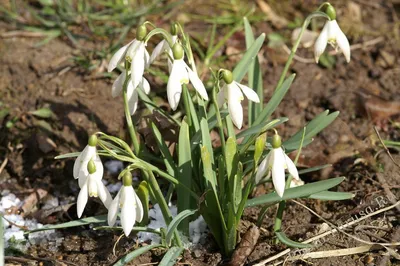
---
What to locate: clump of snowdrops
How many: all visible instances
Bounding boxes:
[59,2,354,262]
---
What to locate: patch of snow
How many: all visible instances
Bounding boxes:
[104,160,124,175]
[1,192,63,251]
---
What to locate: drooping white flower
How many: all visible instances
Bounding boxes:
[111,71,150,115]
[314,19,350,63]
[167,43,208,111]
[77,159,112,218]
[255,135,300,198]
[150,35,178,71]
[217,70,260,129]
[108,25,150,90]
[108,182,143,236]
[73,135,103,182]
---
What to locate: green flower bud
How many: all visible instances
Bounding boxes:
[170,22,178,36]
[172,42,184,60]
[87,159,96,174]
[221,69,233,84]
[122,171,133,187]
[326,4,336,20]
[271,134,282,149]
[136,24,147,41]
[88,134,97,147]
[254,133,267,163]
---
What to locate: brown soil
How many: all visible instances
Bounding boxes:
[1,0,399,265]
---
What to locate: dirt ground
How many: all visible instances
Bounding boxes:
[0,0,399,265]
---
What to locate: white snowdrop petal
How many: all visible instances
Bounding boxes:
[236,82,260,103]
[284,153,300,180]
[78,171,88,188]
[88,175,98,197]
[271,148,286,198]
[128,87,139,115]
[73,146,95,179]
[150,40,167,63]
[255,155,269,184]
[107,191,121,226]
[77,183,89,218]
[121,187,136,236]
[97,180,112,208]
[131,42,146,89]
[186,65,209,101]
[134,192,144,222]
[217,86,226,108]
[108,41,133,72]
[314,23,329,63]
[140,77,151,95]
[111,72,126,98]
[227,83,244,129]
[336,27,351,62]
[167,60,184,111]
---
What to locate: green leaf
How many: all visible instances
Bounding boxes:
[177,118,192,233]
[252,74,295,127]
[246,177,346,207]
[237,118,288,139]
[225,137,238,180]
[27,215,107,233]
[284,110,339,151]
[137,181,150,225]
[275,231,312,248]
[113,244,163,266]
[200,118,214,162]
[166,209,197,245]
[308,191,354,200]
[29,108,56,119]
[159,247,184,266]
[232,33,266,83]
[298,164,331,175]
[151,122,177,176]
[243,17,263,125]
[201,146,217,191]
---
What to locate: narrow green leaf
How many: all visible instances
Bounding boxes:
[159,247,184,266]
[29,107,56,119]
[113,244,163,266]
[284,110,339,151]
[237,118,288,139]
[200,118,214,162]
[54,152,80,159]
[244,17,263,125]
[225,137,238,180]
[151,122,177,176]
[201,146,217,190]
[177,119,192,232]
[232,33,266,83]
[246,177,346,207]
[308,191,354,200]
[27,215,107,233]
[298,164,331,175]
[232,162,243,213]
[166,209,197,245]
[252,74,295,126]
[275,231,312,248]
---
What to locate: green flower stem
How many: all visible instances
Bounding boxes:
[146,170,183,247]
[140,160,199,201]
[275,11,330,93]
[122,68,140,154]
[212,85,226,151]
[182,85,192,128]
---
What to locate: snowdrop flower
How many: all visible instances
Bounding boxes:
[108,172,143,236]
[314,5,350,63]
[73,135,103,183]
[150,23,178,71]
[217,69,260,129]
[108,25,150,90]
[167,43,209,111]
[111,71,150,115]
[255,134,300,198]
[77,159,112,218]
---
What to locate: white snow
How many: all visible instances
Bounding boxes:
[1,192,63,251]
[137,204,208,246]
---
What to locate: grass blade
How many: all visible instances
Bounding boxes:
[151,122,177,176]
[113,244,163,266]
[308,191,354,200]
[27,215,107,233]
[276,231,312,248]
[159,247,185,266]
[246,177,346,207]
[166,209,197,245]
